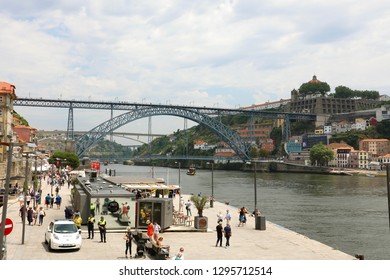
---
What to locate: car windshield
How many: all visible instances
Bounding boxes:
[54,224,78,233]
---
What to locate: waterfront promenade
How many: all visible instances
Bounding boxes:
[1,179,356,260]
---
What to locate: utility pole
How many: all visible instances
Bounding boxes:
[22,153,29,245]
[0,141,14,260]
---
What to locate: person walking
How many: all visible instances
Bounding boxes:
[123,226,133,258]
[32,206,38,226]
[38,206,46,226]
[185,200,192,216]
[55,195,62,209]
[64,206,73,219]
[98,216,107,243]
[217,211,223,223]
[216,221,223,247]
[27,207,34,225]
[19,204,26,223]
[44,193,51,210]
[26,194,31,207]
[35,192,41,205]
[87,214,95,239]
[238,207,247,227]
[90,203,96,217]
[73,214,82,230]
[153,221,161,242]
[224,223,232,248]
[95,198,100,215]
[50,194,55,208]
[225,209,231,225]
[146,220,154,241]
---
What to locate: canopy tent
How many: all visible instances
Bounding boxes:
[30,163,51,172]
[124,184,180,191]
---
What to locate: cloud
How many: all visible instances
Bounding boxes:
[1,0,390,140]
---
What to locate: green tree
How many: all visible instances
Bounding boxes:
[249,146,259,159]
[334,85,354,99]
[49,151,80,169]
[291,121,315,135]
[375,119,390,139]
[299,81,330,96]
[270,127,283,154]
[13,110,29,126]
[309,143,334,166]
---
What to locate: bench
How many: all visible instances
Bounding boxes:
[145,240,170,260]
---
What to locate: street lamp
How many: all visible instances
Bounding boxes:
[0,139,25,259]
[253,161,257,212]
[207,162,214,208]
[0,140,14,260]
[175,161,182,212]
[22,152,30,245]
[246,161,257,212]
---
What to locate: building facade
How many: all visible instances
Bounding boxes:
[359,139,390,157]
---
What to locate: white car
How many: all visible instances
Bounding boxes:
[45,220,82,251]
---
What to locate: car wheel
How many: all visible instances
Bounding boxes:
[44,236,48,244]
[48,240,53,251]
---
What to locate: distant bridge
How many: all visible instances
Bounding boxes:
[14,98,316,161]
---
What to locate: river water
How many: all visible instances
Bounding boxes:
[107,164,390,260]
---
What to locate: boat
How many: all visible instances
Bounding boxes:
[186,167,196,176]
[366,173,376,177]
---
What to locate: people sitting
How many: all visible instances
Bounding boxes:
[156,237,170,254]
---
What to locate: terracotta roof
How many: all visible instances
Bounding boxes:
[360,139,389,142]
[0,81,16,98]
[328,142,353,150]
[308,75,322,83]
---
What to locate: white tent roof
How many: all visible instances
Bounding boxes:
[124,184,180,191]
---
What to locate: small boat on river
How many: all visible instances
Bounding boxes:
[186,167,196,176]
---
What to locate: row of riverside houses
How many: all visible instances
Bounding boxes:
[287,137,390,169]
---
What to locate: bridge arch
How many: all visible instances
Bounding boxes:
[76,106,251,160]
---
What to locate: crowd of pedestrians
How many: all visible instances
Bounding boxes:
[17,167,71,228]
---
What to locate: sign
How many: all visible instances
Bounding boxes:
[0,218,14,236]
[90,161,101,171]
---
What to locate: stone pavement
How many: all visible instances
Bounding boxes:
[1,178,356,260]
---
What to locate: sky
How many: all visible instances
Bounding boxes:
[1,0,390,145]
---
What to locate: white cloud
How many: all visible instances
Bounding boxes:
[1,0,390,142]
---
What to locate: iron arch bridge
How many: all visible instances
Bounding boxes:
[14,97,317,161]
[76,106,252,160]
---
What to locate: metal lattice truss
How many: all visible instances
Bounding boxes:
[76,106,251,160]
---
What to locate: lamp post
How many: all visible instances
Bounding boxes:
[0,139,25,259]
[39,157,43,191]
[0,140,14,260]
[175,161,182,212]
[246,161,257,212]
[386,163,390,230]
[207,162,214,208]
[210,162,214,208]
[22,152,30,245]
[253,161,257,212]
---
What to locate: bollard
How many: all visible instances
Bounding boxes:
[255,216,266,230]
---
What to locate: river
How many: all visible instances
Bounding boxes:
[106,164,390,260]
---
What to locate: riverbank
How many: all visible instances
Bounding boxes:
[216,161,387,177]
[2,178,356,260]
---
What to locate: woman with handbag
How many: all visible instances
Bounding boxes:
[124,226,133,258]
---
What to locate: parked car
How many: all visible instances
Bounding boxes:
[45,219,82,251]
